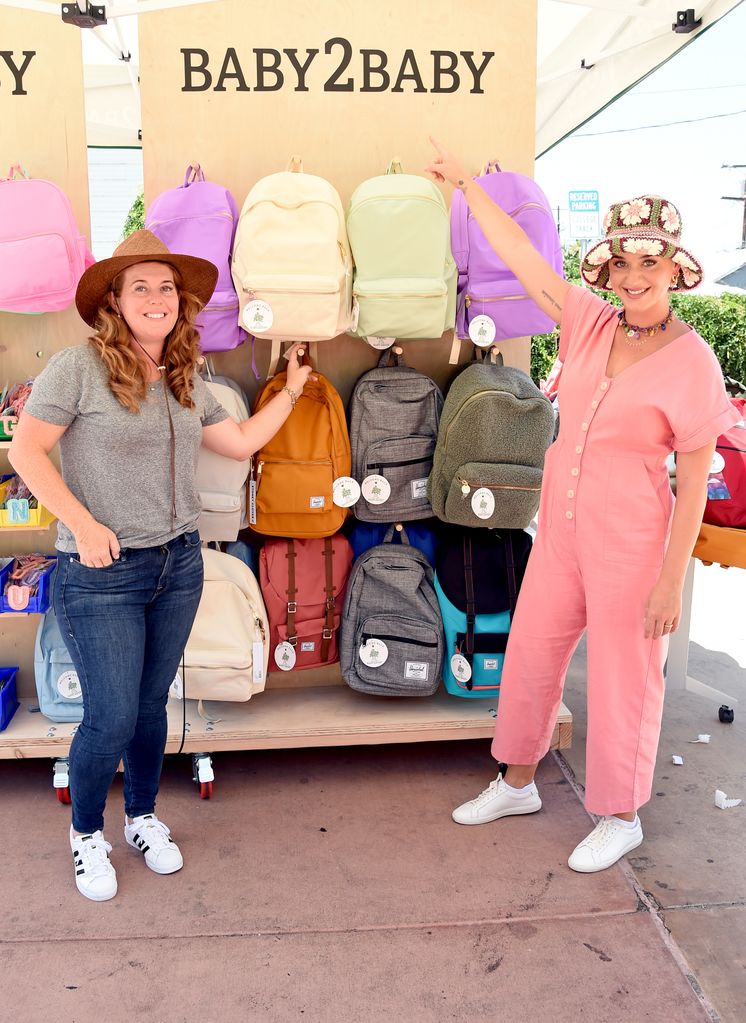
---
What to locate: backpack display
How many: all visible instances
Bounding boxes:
[231,157,353,347]
[340,525,443,697]
[349,349,444,522]
[702,397,746,528]
[347,521,437,566]
[250,364,351,538]
[434,525,532,698]
[34,605,84,723]
[346,160,457,341]
[195,376,252,542]
[450,162,562,346]
[146,164,245,352]
[260,535,354,672]
[0,166,94,314]
[181,547,269,702]
[428,353,554,529]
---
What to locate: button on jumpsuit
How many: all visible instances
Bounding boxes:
[492,285,741,815]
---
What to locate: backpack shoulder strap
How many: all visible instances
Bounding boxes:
[450,188,471,283]
[285,540,298,645]
[462,535,476,693]
[504,533,518,615]
[321,538,336,662]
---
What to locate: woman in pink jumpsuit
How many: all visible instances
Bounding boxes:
[427,141,741,872]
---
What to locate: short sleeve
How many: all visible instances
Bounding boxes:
[559,284,616,362]
[23,347,83,428]
[670,337,742,452]
[194,376,230,428]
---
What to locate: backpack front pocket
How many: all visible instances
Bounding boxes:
[445,461,543,528]
[354,614,441,696]
[196,288,244,351]
[354,277,448,340]
[239,273,344,341]
[452,631,508,693]
[276,614,341,669]
[256,458,334,517]
[361,435,435,518]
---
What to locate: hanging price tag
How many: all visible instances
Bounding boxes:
[366,336,396,350]
[469,314,497,347]
[359,638,389,667]
[242,299,274,333]
[361,474,391,505]
[450,654,472,683]
[333,476,361,508]
[471,487,495,520]
[274,641,297,671]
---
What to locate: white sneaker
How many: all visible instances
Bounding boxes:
[70,826,117,902]
[124,813,184,875]
[452,773,542,825]
[568,816,643,873]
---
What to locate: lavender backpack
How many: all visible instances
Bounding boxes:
[450,162,563,345]
[146,164,245,352]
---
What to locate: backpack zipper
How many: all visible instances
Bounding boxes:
[457,476,541,496]
[465,292,527,307]
[361,633,438,648]
[147,211,234,227]
[256,457,332,489]
[366,455,432,471]
[467,200,549,222]
[353,288,446,301]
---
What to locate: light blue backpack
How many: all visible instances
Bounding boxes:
[34,606,84,723]
[434,525,532,699]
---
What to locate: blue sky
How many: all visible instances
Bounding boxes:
[536,1,746,285]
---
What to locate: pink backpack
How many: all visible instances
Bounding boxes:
[260,535,353,672]
[146,164,245,352]
[0,166,95,314]
[450,162,563,344]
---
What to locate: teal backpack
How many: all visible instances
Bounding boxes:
[346,160,457,342]
[434,525,532,699]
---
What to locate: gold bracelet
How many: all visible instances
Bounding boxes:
[283,385,298,409]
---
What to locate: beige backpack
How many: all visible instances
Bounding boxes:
[181,548,269,702]
[195,377,252,542]
[231,157,353,362]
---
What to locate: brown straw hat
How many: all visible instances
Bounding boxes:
[75,229,219,327]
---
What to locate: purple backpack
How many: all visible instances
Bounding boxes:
[450,162,563,343]
[146,165,245,352]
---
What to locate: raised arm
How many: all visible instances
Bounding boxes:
[425,137,570,324]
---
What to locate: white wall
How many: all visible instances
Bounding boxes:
[87,147,143,260]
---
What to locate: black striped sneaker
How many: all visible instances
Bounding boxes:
[124,814,183,874]
[69,826,117,902]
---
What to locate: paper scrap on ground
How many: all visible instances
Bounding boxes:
[688,734,711,744]
[672,755,684,765]
[715,790,742,810]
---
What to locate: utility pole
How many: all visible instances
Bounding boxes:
[722,164,746,248]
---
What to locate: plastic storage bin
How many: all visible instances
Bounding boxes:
[0,557,57,613]
[0,666,20,731]
[0,476,55,529]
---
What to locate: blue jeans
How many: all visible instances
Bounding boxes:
[53,531,203,833]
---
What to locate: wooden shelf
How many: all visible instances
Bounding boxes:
[0,691,572,760]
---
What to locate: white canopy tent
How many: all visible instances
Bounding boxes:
[2,0,744,151]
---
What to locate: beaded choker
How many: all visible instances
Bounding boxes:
[617,307,674,345]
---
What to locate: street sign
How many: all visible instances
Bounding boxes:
[568,189,600,239]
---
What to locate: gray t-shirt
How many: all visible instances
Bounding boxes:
[24,344,229,552]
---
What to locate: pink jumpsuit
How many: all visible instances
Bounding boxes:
[493,285,741,815]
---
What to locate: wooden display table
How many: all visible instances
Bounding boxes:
[0,690,572,760]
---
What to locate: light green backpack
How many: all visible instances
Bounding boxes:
[346,160,456,342]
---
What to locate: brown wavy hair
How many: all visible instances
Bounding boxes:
[88,265,203,413]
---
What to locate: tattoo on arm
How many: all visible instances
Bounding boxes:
[541,289,562,312]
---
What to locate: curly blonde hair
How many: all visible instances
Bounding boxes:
[88,265,203,413]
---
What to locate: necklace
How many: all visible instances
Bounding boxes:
[617,307,674,346]
[130,335,177,527]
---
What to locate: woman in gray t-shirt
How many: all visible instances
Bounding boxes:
[11,230,312,903]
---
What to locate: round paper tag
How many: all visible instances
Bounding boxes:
[710,451,725,474]
[361,474,391,505]
[350,301,360,333]
[332,476,361,508]
[359,638,389,668]
[366,335,396,350]
[169,672,183,700]
[451,654,472,683]
[471,487,495,520]
[274,641,297,672]
[469,314,497,347]
[57,670,82,701]
[242,299,274,334]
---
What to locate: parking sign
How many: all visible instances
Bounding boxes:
[568,190,600,239]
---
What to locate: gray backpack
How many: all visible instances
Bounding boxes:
[349,349,444,522]
[340,525,443,696]
[428,352,554,529]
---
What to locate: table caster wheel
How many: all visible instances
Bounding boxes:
[199,781,213,799]
[718,705,735,724]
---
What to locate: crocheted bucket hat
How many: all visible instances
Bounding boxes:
[580,195,703,292]
[76,229,218,327]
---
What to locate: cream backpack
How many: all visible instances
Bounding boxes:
[195,376,251,542]
[231,157,353,372]
[180,548,269,703]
